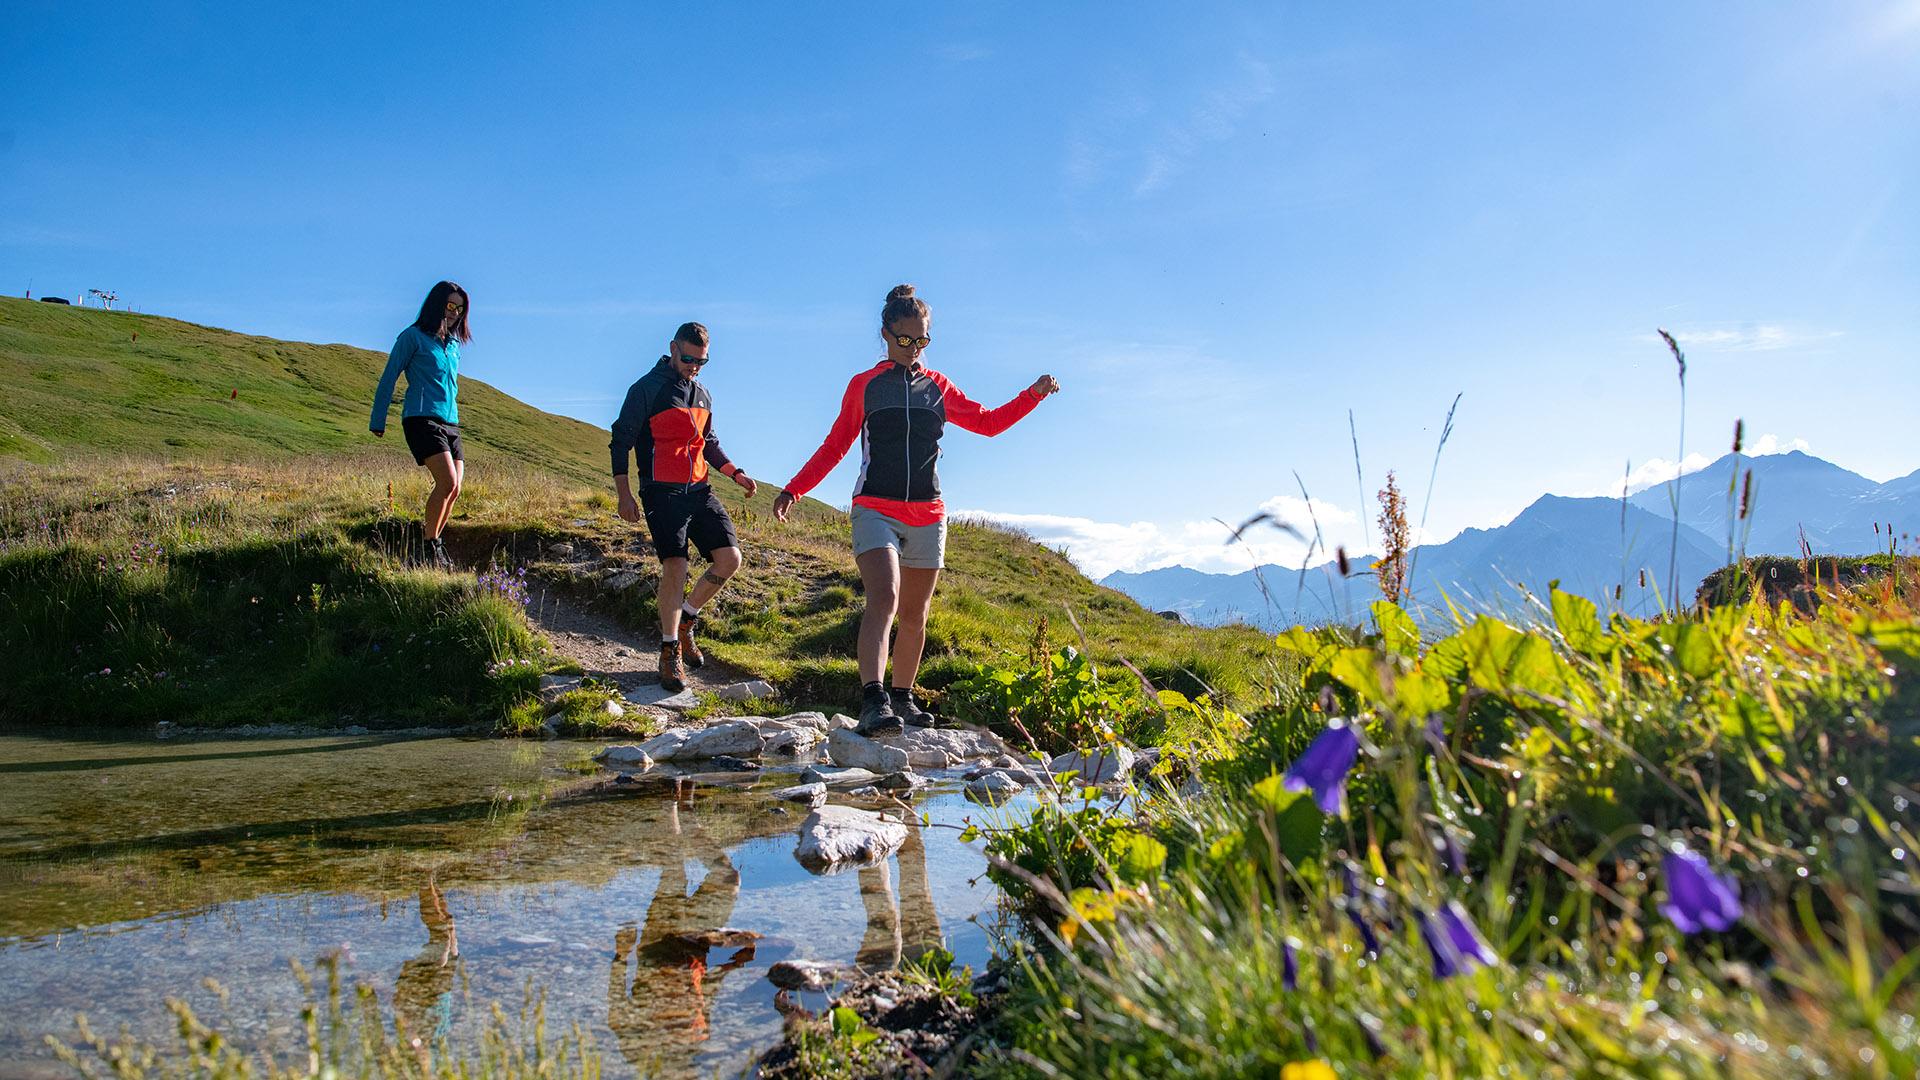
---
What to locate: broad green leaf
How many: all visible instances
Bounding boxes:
[1248,775,1324,864]
[1112,831,1168,884]
[1423,631,1470,682]
[1330,647,1389,705]
[1371,600,1421,656]
[1550,587,1608,657]
[1392,669,1452,719]
[1658,622,1720,680]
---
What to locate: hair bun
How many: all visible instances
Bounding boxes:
[886,284,917,302]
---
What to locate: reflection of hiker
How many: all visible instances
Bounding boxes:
[606,850,751,1072]
[610,322,757,693]
[774,284,1059,733]
[394,881,461,1046]
[370,281,472,570]
[855,819,945,969]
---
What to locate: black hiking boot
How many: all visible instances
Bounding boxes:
[888,686,942,728]
[427,537,455,571]
[658,642,686,694]
[855,684,903,737]
[677,612,705,669]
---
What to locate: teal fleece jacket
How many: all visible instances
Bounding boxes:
[370,326,460,430]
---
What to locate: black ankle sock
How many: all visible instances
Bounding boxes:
[862,680,886,700]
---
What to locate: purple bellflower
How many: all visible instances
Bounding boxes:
[1419,901,1499,980]
[1659,845,1742,934]
[1282,937,1299,991]
[1283,718,1361,814]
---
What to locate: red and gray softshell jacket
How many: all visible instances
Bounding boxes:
[783,360,1041,526]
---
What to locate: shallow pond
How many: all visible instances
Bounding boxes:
[0,733,1017,1078]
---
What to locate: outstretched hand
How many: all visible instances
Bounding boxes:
[773,489,796,522]
[733,472,758,499]
[1029,374,1061,400]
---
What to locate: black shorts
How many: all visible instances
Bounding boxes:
[640,485,738,561]
[402,416,463,466]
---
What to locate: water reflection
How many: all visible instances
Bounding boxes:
[394,880,461,1047]
[0,735,1013,1078]
[857,822,945,969]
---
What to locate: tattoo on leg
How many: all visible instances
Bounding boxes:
[699,569,729,587]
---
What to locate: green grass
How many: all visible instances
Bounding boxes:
[47,958,604,1079]
[0,299,1278,729]
[961,577,1920,1077]
[0,296,612,484]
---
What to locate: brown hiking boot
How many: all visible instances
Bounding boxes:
[677,612,705,669]
[658,641,685,693]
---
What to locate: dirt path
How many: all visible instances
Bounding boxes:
[526,589,754,720]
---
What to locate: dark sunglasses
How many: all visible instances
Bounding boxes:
[892,334,932,349]
[676,353,710,367]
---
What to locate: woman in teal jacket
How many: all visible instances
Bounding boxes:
[370,281,471,569]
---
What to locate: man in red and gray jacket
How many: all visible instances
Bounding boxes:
[610,322,757,692]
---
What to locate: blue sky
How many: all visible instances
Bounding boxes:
[5,3,1917,577]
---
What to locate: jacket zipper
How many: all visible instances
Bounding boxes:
[902,365,913,502]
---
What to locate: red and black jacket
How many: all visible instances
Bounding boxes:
[609,357,739,491]
[783,359,1042,526]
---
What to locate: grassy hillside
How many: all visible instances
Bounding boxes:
[0,296,611,483]
[0,299,1277,727]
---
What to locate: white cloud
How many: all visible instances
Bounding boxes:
[1646,325,1843,353]
[1746,433,1811,456]
[1575,436,1813,497]
[954,492,1370,579]
[1133,55,1276,196]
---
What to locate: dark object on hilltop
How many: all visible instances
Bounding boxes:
[1156,609,1186,623]
[1696,554,1914,610]
[38,296,70,305]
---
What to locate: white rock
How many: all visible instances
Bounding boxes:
[634,729,692,761]
[794,805,909,872]
[603,569,644,591]
[626,684,700,710]
[717,679,777,702]
[802,765,881,789]
[827,728,911,774]
[768,959,853,992]
[828,713,858,730]
[966,771,1025,804]
[1049,745,1137,785]
[537,674,583,702]
[764,727,827,757]
[903,747,954,769]
[891,727,1005,764]
[594,744,655,767]
[776,711,831,730]
[770,782,828,806]
[674,719,765,760]
[603,699,626,719]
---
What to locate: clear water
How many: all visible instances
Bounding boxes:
[0,733,1014,1078]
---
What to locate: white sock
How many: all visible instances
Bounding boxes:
[681,601,702,620]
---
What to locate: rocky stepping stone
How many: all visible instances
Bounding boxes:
[672,927,762,949]
[768,959,856,993]
[794,804,909,873]
[770,781,828,807]
[826,728,910,773]
[802,765,882,789]
[1049,746,1137,784]
[965,771,1026,805]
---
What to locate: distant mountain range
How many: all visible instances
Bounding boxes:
[1103,451,1916,629]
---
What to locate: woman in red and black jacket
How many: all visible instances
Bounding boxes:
[774,285,1059,734]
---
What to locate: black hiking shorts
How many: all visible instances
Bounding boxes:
[640,485,738,561]
[402,416,463,466]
